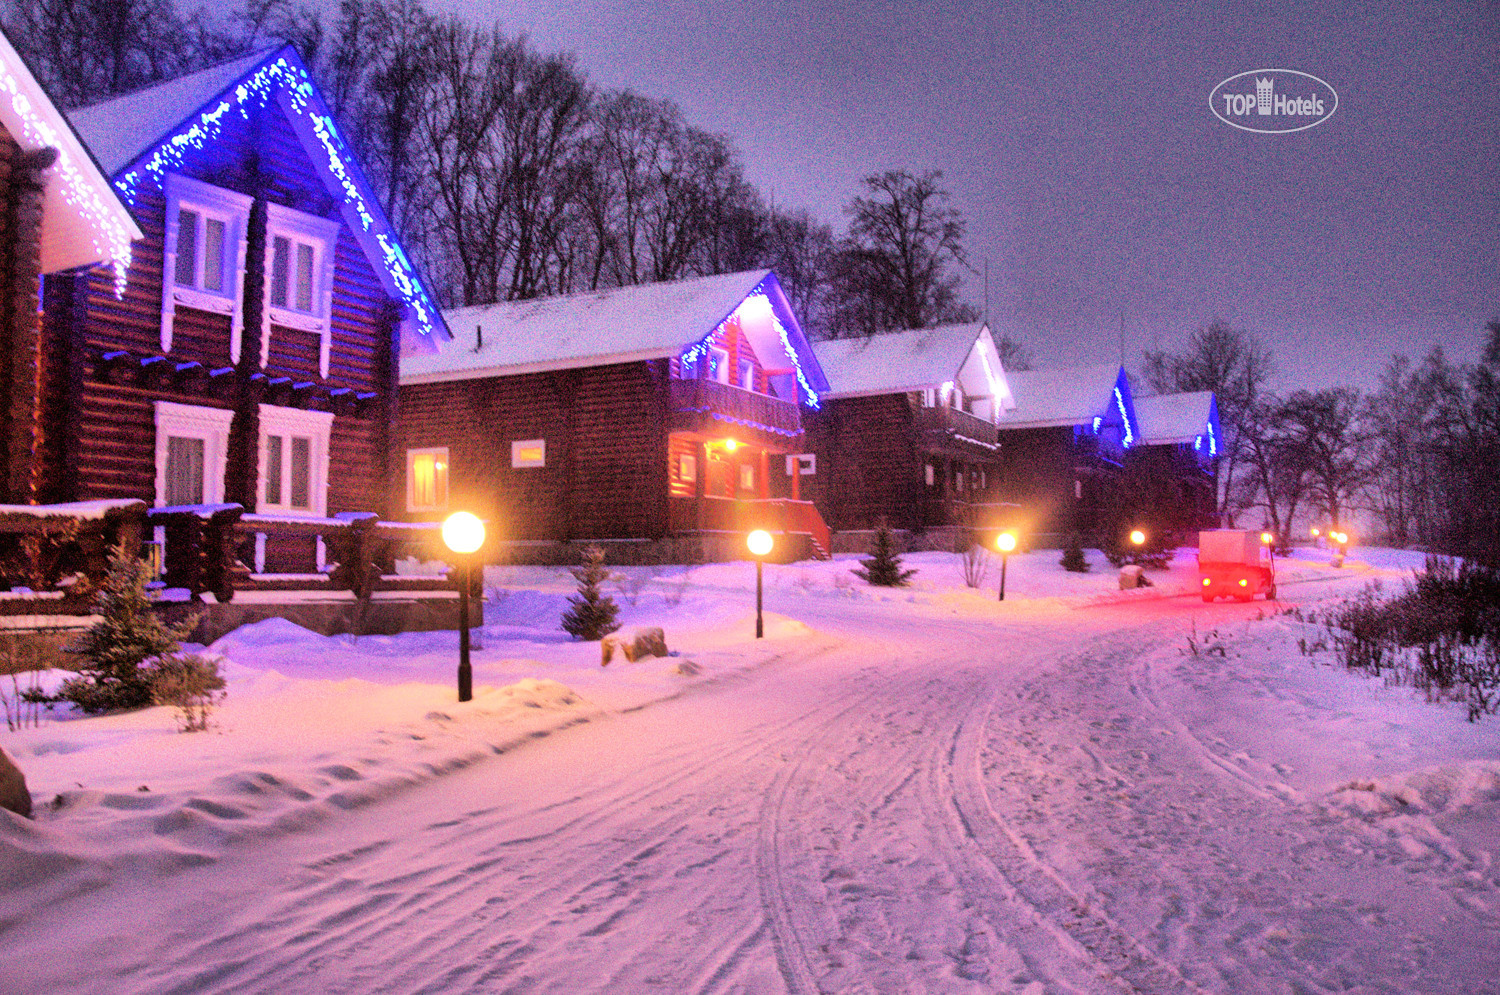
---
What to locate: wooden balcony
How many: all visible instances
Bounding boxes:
[914,404,1000,451]
[669,378,802,441]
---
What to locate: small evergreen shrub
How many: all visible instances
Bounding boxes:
[853,520,916,587]
[53,544,200,714]
[147,653,227,732]
[561,545,622,641]
[1059,534,1090,573]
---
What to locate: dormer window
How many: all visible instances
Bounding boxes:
[263,203,340,379]
[161,174,251,355]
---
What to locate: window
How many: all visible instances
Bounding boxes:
[161,174,251,355]
[263,202,341,379]
[739,358,755,391]
[925,463,935,487]
[258,404,333,516]
[512,439,546,468]
[709,346,730,384]
[784,453,816,476]
[407,448,449,512]
[154,401,233,507]
[679,453,697,484]
[739,464,755,491]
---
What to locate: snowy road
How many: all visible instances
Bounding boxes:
[6,576,1499,994]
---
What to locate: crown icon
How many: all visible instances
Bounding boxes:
[1255,77,1273,114]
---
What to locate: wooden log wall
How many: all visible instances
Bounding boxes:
[803,393,923,532]
[36,94,398,519]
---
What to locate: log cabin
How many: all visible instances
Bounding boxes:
[46,47,446,574]
[801,323,1017,541]
[1131,390,1221,533]
[993,364,1141,541]
[398,270,833,563]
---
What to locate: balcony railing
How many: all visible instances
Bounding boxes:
[670,378,802,438]
[914,404,1000,448]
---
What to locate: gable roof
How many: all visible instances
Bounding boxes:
[403,270,829,403]
[998,364,1130,429]
[67,46,446,342]
[817,323,1012,405]
[0,26,140,282]
[1135,390,1220,447]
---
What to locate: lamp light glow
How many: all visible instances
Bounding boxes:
[1261,531,1273,545]
[442,511,485,554]
[1129,529,1147,546]
[996,532,1017,553]
[724,438,738,453]
[747,529,773,557]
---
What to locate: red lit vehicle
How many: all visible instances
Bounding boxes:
[1198,529,1276,602]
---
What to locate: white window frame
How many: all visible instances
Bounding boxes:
[512,439,546,469]
[785,453,816,476]
[679,452,697,484]
[153,401,234,508]
[709,346,730,384]
[257,404,333,517]
[738,358,755,390]
[406,447,449,513]
[263,202,341,380]
[161,174,251,356]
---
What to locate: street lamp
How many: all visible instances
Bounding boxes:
[747,529,773,639]
[1129,528,1147,547]
[442,511,486,702]
[996,531,1017,601]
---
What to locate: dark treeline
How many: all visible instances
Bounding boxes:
[1144,320,1500,566]
[5,0,1018,354]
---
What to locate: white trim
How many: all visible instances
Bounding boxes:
[153,401,233,507]
[511,439,546,469]
[256,404,334,517]
[162,173,251,356]
[784,453,816,476]
[406,446,449,512]
[263,202,341,379]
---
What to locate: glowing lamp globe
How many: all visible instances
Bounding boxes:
[996,532,1017,554]
[1261,531,1273,545]
[1129,529,1147,546]
[442,511,486,555]
[747,529,773,557]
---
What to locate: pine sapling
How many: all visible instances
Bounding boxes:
[561,545,622,641]
[853,520,916,587]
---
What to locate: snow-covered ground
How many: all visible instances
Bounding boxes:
[1,545,1497,993]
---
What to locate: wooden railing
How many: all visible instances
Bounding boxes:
[0,499,147,613]
[669,378,802,437]
[914,405,1000,448]
[148,505,463,602]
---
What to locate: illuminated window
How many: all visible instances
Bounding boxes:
[161,174,251,355]
[925,463,935,487]
[257,404,333,516]
[679,453,697,484]
[739,358,755,390]
[407,447,449,511]
[154,401,233,507]
[739,464,755,490]
[709,346,730,384]
[512,439,546,468]
[263,202,340,378]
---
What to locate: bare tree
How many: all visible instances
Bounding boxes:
[1231,396,1309,538]
[1274,388,1370,531]
[826,169,977,337]
[1141,318,1273,524]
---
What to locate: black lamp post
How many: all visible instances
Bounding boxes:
[748,529,772,638]
[442,511,486,702]
[996,531,1017,601]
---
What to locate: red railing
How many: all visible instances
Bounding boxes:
[668,496,831,559]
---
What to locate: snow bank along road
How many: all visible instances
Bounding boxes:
[7,581,1500,993]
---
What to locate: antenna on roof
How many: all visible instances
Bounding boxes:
[983,258,989,325]
[1118,313,1125,368]
[474,325,483,353]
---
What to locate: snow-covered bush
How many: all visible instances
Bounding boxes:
[561,545,622,641]
[1059,533,1089,573]
[146,653,226,732]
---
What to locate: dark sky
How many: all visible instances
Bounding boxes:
[430,0,1499,392]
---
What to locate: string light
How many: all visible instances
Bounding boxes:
[113,51,440,340]
[680,288,821,410]
[0,49,134,295]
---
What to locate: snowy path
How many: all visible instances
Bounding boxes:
[4,580,1499,993]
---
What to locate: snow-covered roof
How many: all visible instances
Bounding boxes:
[67,49,271,176]
[0,27,141,281]
[1135,391,1217,445]
[817,323,1011,402]
[997,364,1126,429]
[67,46,447,343]
[404,271,829,399]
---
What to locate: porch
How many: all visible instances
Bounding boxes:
[666,495,831,561]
